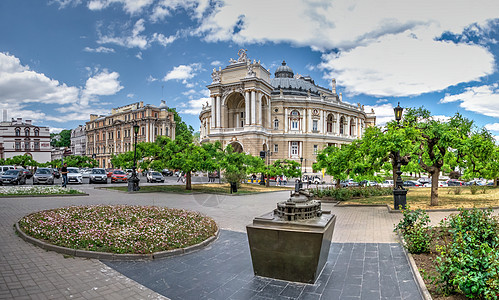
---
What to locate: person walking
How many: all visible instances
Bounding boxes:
[61,163,68,188]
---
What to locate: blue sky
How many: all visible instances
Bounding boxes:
[1,0,498,139]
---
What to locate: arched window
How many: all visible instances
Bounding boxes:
[274,119,279,130]
[290,110,300,130]
[339,116,345,135]
[24,128,30,136]
[15,128,21,136]
[350,118,356,136]
[34,129,39,136]
[327,114,334,133]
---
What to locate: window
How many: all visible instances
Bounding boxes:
[141,127,145,136]
[155,127,158,136]
[154,112,158,118]
[290,110,300,130]
[24,141,30,150]
[274,144,279,153]
[34,141,40,150]
[291,142,299,156]
[15,141,21,150]
[15,128,20,136]
[274,119,279,130]
[291,119,299,130]
[34,129,39,136]
[312,120,318,132]
[339,116,345,135]
[327,115,334,133]
[117,130,120,139]
[313,145,318,154]
[166,127,169,137]
[25,128,30,136]
[142,112,145,118]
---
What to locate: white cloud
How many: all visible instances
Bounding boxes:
[83,46,115,53]
[364,103,395,126]
[127,93,135,98]
[151,33,177,46]
[440,84,499,117]
[210,60,222,66]
[179,97,210,115]
[88,0,153,14]
[485,123,499,132]
[151,0,210,22]
[98,19,149,49]
[163,63,202,81]
[147,75,158,82]
[376,99,388,104]
[84,70,123,96]
[136,51,143,60]
[0,52,79,105]
[320,33,495,97]
[49,127,65,133]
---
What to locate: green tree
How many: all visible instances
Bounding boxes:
[62,155,98,168]
[456,128,496,182]
[51,129,71,147]
[313,143,358,188]
[6,155,39,168]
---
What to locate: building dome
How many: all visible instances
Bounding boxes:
[274,61,294,78]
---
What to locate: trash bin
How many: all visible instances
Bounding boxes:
[230,182,238,193]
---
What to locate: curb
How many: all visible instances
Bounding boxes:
[396,230,433,300]
[15,222,220,261]
[0,193,88,198]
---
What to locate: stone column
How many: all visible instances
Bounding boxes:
[251,90,256,124]
[258,92,262,126]
[267,97,272,129]
[284,108,288,133]
[336,113,341,135]
[245,90,250,126]
[216,95,221,128]
[210,96,217,128]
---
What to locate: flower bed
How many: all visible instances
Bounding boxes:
[0,186,84,196]
[18,205,218,254]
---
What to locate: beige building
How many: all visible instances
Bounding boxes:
[86,101,175,168]
[199,50,376,173]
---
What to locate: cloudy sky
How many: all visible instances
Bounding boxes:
[1,0,498,137]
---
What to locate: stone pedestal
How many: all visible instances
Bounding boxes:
[246,212,336,283]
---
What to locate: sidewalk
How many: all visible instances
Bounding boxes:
[0,187,472,299]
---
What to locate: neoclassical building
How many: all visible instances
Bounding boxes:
[199,50,376,173]
[0,118,51,162]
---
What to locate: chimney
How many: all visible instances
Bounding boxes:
[26,120,32,125]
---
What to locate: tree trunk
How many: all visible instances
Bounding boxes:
[336,179,341,189]
[430,170,439,206]
[266,174,270,187]
[392,163,398,186]
[495,178,498,188]
[186,171,192,190]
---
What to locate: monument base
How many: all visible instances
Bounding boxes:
[246,212,336,283]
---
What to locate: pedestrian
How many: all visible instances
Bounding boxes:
[61,163,68,188]
[276,176,280,186]
[283,175,287,185]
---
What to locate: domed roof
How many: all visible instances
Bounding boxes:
[274,61,294,78]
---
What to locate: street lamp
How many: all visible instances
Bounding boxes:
[393,102,407,209]
[128,123,140,192]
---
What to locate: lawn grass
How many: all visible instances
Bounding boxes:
[107,183,293,194]
[341,186,499,210]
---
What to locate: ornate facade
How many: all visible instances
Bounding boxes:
[70,125,86,156]
[0,118,51,162]
[85,101,175,168]
[199,50,376,173]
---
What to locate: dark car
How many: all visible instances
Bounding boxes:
[89,168,108,184]
[19,168,33,179]
[446,179,463,186]
[403,180,421,187]
[147,171,165,183]
[52,168,60,179]
[162,169,174,176]
[33,168,55,185]
[0,169,26,185]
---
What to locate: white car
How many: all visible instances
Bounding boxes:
[66,167,83,184]
[381,180,393,187]
[423,181,448,187]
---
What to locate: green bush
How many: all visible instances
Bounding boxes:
[436,208,499,299]
[394,209,432,254]
[470,184,479,195]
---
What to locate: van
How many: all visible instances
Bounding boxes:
[0,166,15,174]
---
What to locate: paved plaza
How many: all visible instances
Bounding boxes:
[0,186,481,299]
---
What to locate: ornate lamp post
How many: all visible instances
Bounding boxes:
[128,123,140,192]
[393,103,407,209]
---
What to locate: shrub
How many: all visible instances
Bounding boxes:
[394,208,432,254]
[469,184,479,195]
[435,208,499,298]
[310,186,392,201]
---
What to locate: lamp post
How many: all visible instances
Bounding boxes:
[128,123,140,192]
[393,102,407,210]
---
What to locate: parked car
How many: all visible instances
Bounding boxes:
[18,168,33,179]
[417,177,430,185]
[0,165,15,175]
[52,168,60,179]
[89,168,108,184]
[465,180,486,186]
[340,179,359,188]
[403,180,422,187]
[162,169,174,176]
[147,171,165,183]
[110,169,128,183]
[106,168,115,178]
[359,180,380,187]
[81,168,92,178]
[33,168,54,185]
[0,169,26,185]
[67,167,83,184]
[380,180,394,188]
[446,179,464,186]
